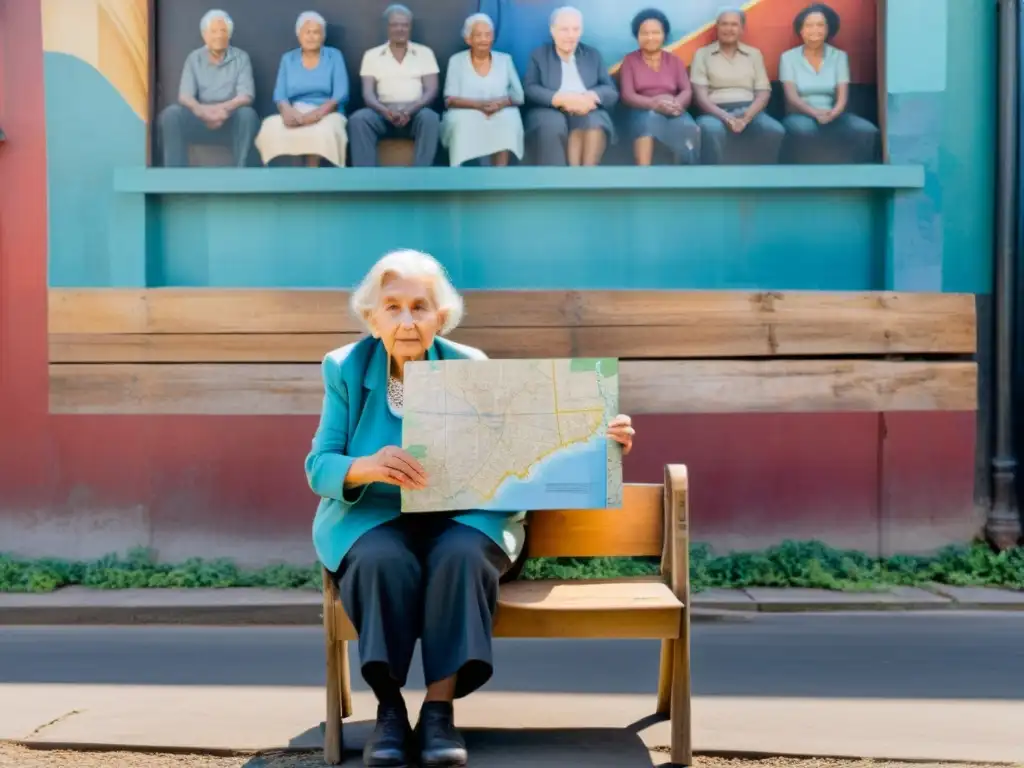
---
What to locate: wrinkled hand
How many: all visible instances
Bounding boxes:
[654,96,681,116]
[299,109,323,126]
[727,114,749,133]
[815,108,838,125]
[607,414,635,456]
[391,110,411,128]
[281,106,302,128]
[353,446,428,490]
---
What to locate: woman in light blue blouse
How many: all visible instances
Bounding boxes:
[778,3,878,164]
[255,11,350,167]
[441,13,525,167]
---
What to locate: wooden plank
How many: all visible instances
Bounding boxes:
[527,485,664,558]
[48,289,977,356]
[48,359,978,415]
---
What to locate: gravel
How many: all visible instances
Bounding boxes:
[1,745,1016,768]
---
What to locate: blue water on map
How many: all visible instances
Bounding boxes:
[481,436,609,511]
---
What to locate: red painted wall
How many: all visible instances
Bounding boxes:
[0,0,980,566]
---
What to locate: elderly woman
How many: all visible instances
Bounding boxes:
[523,6,619,166]
[779,3,879,164]
[441,13,525,167]
[690,7,785,165]
[159,9,258,167]
[307,249,636,768]
[255,12,349,168]
[619,8,700,166]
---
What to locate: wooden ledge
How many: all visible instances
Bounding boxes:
[112,164,926,195]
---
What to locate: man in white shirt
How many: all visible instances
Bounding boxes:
[349,4,441,166]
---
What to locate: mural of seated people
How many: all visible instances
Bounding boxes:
[441,13,525,167]
[779,3,880,164]
[158,10,259,168]
[618,8,700,166]
[348,5,442,168]
[254,12,350,168]
[690,7,785,165]
[523,6,619,166]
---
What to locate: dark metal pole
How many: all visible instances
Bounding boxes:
[988,0,1022,548]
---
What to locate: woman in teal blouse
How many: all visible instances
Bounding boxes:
[307,249,636,768]
[779,3,878,164]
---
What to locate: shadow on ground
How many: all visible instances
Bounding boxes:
[241,722,658,767]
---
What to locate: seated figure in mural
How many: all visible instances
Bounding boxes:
[779,3,879,164]
[441,13,526,167]
[619,8,700,166]
[159,9,259,168]
[523,6,619,166]
[349,5,442,167]
[254,12,350,168]
[690,7,785,165]
[308,248,637,768]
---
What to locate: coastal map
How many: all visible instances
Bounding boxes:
[401,358,622,513]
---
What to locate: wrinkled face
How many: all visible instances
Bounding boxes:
[202,16,230,53]
[551,11,582,53]
[298,20,325,51]
[467,21,494,53]
[369,275,445,361]
[716,12,743,45]
[388,13,412,44]
[636,18,665,52]
[800,11,828,45]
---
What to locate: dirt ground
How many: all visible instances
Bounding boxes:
[0,744,1017,768]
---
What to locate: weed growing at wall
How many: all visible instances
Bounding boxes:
[0,541,1022,594]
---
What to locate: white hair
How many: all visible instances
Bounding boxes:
[716,6,747,25]
[462,12,494,38]
[350,250,464,335]
[200,9,233,36]
[550,5,583,27]
[384,4,413,22]
[296,11,326,35]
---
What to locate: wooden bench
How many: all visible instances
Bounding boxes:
[320,467,693,766]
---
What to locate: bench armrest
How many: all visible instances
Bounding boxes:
[661,464,690,604]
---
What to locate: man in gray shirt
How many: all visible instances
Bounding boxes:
[158,9,259,167]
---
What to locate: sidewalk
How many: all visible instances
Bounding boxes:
[1,584,1023,625]
[3,683,1023,764]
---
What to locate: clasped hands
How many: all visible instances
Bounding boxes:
[554,91,600,116]
[194,103,231,130]
[349,414,636,492]
[651,95,683,117]
[281,104,326,128]
[812,107,841,125]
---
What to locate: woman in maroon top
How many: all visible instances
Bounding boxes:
[619,9,700,165]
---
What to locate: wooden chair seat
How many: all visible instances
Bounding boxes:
[494,578,683,639]
[321,465,693,766]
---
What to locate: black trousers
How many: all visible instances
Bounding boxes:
[333,515,512,701]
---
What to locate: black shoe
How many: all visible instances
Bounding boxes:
[363,703,412,767]
[416,702,468,767]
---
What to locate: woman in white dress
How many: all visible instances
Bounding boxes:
[255,11,350,167]
[441,13,525,167]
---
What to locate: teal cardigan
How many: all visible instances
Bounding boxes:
[306,335,527,572]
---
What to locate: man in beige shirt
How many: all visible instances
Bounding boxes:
[349,4,441,166]
[690,7,784,164]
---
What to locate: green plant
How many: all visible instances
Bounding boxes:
[0,541,1021,594]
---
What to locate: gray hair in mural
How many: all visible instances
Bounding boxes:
[462,12,494,37]
[295,10,327,34]
[715,6,746,25]
[549,5,583,27]
[199,9,233,35]
[384,4,414,22]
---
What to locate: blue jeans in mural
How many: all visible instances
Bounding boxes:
[782,112,880,164]
[696,103,785,165]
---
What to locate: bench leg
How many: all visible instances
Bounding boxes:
[669,623,692,766]
[324,629,343,764]
[340,638,353,718]
[656,639,674,715]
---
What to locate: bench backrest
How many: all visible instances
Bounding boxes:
[527,484,663,558]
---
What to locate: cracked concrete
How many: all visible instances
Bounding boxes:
[23,710,84,740]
